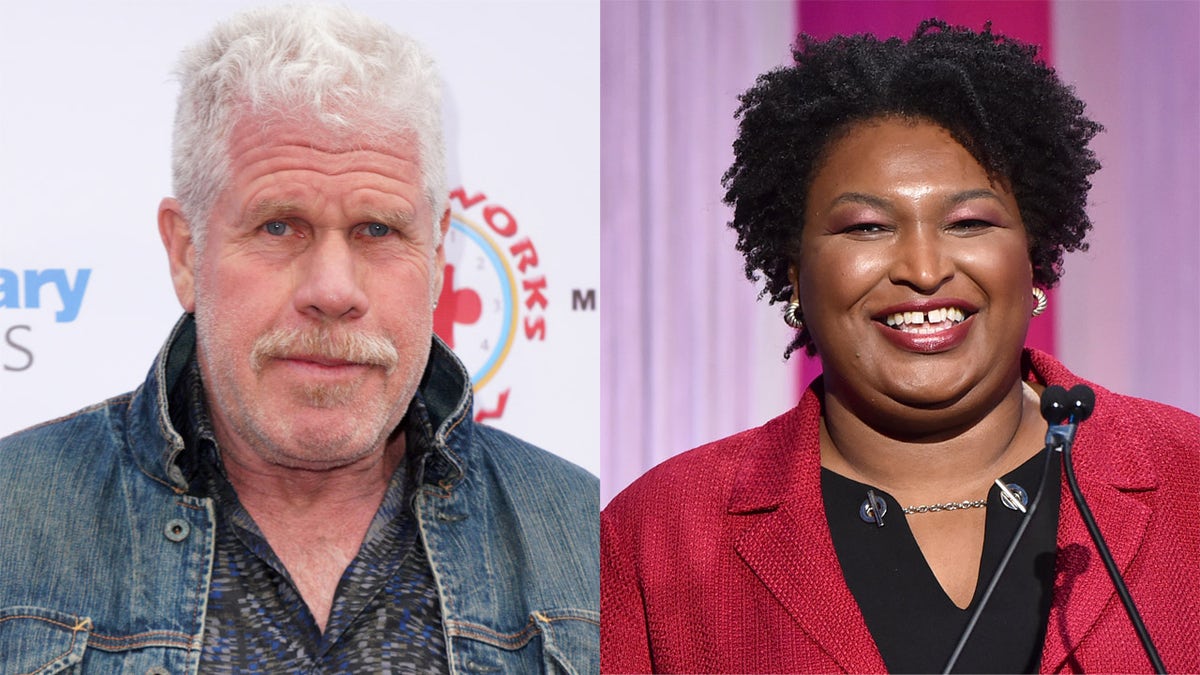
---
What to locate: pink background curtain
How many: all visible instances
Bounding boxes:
[602,0,1199,505]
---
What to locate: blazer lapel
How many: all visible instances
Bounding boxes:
[1041,441,1155,671]
[730,386,886,673]
[735,499,886,673]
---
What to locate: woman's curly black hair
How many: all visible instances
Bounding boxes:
[723,19,1102,357]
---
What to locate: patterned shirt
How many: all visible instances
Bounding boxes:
[173,362,449,673]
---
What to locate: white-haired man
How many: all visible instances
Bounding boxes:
[0,6,598,673]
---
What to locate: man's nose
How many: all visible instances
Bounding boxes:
[293,236,369,320]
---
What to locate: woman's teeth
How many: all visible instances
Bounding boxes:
[884,307,967,333]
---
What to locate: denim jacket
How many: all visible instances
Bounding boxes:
[0,316,599,674]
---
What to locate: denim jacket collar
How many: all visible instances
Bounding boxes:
[131,313,476,493]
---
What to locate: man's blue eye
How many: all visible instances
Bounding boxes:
[263,221,289,236]
[365,223,391,238]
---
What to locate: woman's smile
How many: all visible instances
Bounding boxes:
[873,299,978,353]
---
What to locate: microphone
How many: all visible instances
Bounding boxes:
[1039,384,1095,450]
[1065,384,1096,421]
[1039,384,1069,421]
[1040,383,1096,422]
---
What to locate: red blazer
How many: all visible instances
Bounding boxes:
[601,350,1200,673]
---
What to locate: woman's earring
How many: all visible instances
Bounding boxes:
[1031,287,1048,317]
[784,301,804,329]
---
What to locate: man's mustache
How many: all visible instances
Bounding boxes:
[250,327,399,374]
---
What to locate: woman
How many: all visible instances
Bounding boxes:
[601,21,1200,674]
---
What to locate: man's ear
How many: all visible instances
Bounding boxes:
[431,207,451,301]
[158,198,197,313]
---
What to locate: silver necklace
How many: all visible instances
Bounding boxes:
[903,498,988,514]
[859,480,1028,526]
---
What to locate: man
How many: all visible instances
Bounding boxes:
[0,6,598,673]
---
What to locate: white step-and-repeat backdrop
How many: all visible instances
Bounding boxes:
[0,1,599,475]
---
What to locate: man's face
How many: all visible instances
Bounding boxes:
[164,115,448,470]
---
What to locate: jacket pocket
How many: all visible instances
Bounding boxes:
[447,608,599,675]
[0,607,90,674]
[531,609,599,675]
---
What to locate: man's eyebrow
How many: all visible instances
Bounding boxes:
[243,199,303,225]
[360,208,416,228]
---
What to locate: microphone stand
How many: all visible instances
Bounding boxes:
[1056,396,1166,673]
[943,385,1166,674]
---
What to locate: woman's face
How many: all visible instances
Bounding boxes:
[794,118,1034,417]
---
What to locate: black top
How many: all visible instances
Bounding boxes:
[822,450,1061,674]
